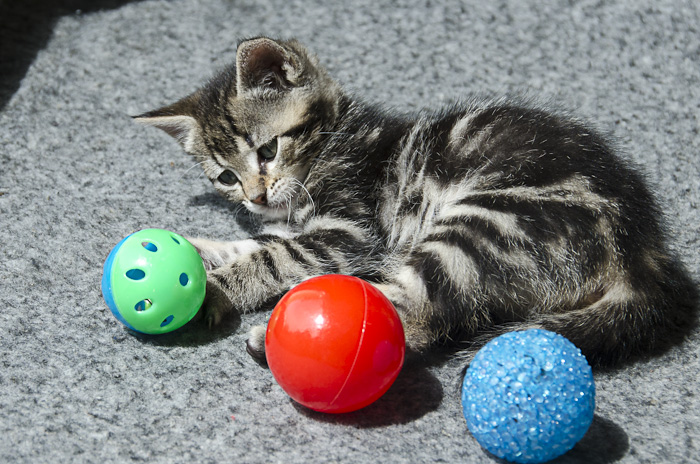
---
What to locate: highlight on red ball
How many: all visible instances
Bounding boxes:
[264,274,406,413]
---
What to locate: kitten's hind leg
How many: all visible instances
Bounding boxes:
[372,242,505,361]
[373,268,465,359]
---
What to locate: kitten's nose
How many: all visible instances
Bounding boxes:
[251,192,267,205]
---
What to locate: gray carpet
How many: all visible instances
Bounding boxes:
[1,0,699,462]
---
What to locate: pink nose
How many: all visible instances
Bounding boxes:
[251,193,267,205]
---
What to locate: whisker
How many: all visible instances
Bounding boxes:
[180,161,206,180]
[292,178,316,218]
[286,188,294,229]
[232,204,244,223]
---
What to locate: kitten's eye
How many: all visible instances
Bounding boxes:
[217,170,239,186]
[258,138,278,162]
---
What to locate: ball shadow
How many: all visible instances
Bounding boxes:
[556,415,630,463]
[291,363,444,428]
[470,414,629,464]
[125,307,241,347]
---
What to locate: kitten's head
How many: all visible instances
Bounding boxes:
[135,37,342,220]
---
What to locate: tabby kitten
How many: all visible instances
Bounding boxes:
[135,37,690,366]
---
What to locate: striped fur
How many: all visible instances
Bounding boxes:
[135,37,694,366]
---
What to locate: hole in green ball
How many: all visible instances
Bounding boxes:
[141,241,158,252]
[126,269,145,280]
[160,315,174,327]
[179,273,189,286]
[171,236,181,245]
[134,299,152,312]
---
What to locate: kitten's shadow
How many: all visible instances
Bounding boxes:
[187,191,235,210]
[598,257,699,373]
[292,363,443,427]
[187,191,259,234]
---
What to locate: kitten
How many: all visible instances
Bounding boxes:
[135,37,693,366]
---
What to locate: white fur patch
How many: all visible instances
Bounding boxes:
[448,112,476,147]
[261,223,297,239]
[303,216,365,240]
[231,239,263,256]
[422,240,479,291]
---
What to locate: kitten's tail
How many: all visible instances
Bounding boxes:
[460,262,698,367]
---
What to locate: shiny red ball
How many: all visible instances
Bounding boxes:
[265,275,406,413]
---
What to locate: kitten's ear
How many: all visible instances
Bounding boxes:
[236,37,301,93]
[133,95,201,152]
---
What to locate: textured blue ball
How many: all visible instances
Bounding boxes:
[462,329,595,463]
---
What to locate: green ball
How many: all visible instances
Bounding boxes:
[101,229,206,334]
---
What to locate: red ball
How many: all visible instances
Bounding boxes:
[265,275,406,413]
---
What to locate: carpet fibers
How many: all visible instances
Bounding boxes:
[1,0,699,462]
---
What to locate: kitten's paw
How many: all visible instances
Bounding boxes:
[187,237,261,270]
[202,275,234,328]
[246,325,268,367]
[187,237,225,271]
[403,324,433,354]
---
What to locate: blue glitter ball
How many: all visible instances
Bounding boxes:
[461,329,595,463]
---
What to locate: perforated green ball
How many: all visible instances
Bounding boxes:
[101,229,206,334]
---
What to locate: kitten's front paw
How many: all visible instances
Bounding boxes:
[187,237,262,270]
[187,237,225,271]
[202,275,234,328]
[246,325,268,367]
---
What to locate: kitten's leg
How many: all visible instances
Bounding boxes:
[201,216,381,342]
[187,237,261,270]
[200,241,308,327]
[373,267,467,356]
[187,237,266,328]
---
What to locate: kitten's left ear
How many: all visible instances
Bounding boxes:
[133,94,201,152]
[236,37,302,94]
